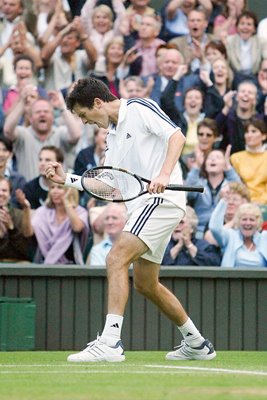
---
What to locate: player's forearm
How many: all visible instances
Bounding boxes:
[159,130,185,178]
[61,110,82,143]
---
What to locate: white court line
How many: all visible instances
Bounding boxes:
[1,364,267,377]
[146,365,267,376]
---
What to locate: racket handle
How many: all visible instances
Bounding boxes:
[166,184,204,193]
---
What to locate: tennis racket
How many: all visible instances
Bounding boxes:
[81,166,204,202]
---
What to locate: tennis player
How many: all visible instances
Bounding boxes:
[46,77,216,362]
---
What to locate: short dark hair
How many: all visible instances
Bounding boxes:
[244,118,267,136]
[66,78,117,112]
[236,11,258,30]
[0,135,13,152]
[13,54,35,72]
[197,118,219,137]
[39,145,64,163]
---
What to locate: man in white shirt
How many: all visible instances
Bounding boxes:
[46,77,216,363]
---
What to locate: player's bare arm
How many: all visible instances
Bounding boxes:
[148,129,186,194]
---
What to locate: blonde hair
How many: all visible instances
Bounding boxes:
[92,5,113,25]
[185,205,199,233]
[104,36,124,58]
[211,57,234,90]
[234,203,263,230]
[228,182,250,201]
[45,185,79,208]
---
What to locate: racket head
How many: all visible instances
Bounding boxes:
[81,166,145,202]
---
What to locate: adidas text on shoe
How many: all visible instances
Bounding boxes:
[165,339,216,361]
[67,336,125,362]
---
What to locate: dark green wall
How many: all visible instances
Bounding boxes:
[1,265,266,351]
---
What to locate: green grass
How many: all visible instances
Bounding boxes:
[1,352,267,400]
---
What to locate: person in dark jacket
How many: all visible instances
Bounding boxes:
[162,205,222,266]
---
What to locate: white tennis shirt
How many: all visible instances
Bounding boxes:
[104,98,186,212]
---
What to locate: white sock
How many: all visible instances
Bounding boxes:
[101,314,124,346]
[178,318,205,347]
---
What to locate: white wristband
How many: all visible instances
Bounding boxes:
[64,173,83,191]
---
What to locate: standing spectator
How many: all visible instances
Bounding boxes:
[230,118,267,205]
[186,147,241,237]
[149,48,200,112]
[3,90,82,180]
[162,205,221,266]
[40,17,97,92]
[89,203,128,266]
[32,185,89,264]
[209,200,267,268]
[133,14,165,78]
[213,0,246,40]
[211,57,233,97]
[0,135,26,206]
[169,9,215,73]
[216,80,267,153]
[81,0,125,74]
[0,177,33,262]
[226,11,267,88]
[2,54,47,114]
[204,181,250,245]
[23,145,64,209]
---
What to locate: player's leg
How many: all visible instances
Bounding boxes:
[133,258,216,361]
[67,231,148,363]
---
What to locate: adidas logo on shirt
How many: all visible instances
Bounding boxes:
[126,133,132,139]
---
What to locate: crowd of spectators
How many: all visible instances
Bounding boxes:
[0,0,267,268]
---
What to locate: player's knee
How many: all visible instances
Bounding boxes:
[134,279,154,297]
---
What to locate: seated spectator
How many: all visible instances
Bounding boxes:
[149,48,201,113]
[186,147,240,237]
[209,200,267,268]
[226,11,267,88]
[90,36,126,98]
[169,9,215,74]
[74,126,107,207]
[257,16,267,41]
[256,59,267,114]
[204,39,228,65]
[230,118,267,205]
[24,145,64,209]
[0,177,33,262]
[40,17,97,92]
[182,118,221,177]
[2,54,47,115]
[161,68,224,154]
[130,14,165,78]
[204,181,250,245]
[4,91,82,180]
[162,205,221,266]
[216,80,267,153]
[119,75,154,99]
[81,0,125,74]
[32,184,89,264]
[213,0,246,40]
[0,135,26,207]
[211,57,233,97]
[88,203,128,266]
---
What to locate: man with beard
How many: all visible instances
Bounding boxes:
[3,87,81,181]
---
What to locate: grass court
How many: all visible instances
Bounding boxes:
[1,351,267,400]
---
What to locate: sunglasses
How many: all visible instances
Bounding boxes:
[197,132,214,138]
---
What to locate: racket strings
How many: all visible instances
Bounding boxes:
[82,169,142,201]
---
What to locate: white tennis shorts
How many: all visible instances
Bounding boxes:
[123,197,185,264]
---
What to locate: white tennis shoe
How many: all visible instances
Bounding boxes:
[67,335,125,362]
[165,339,216,361]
